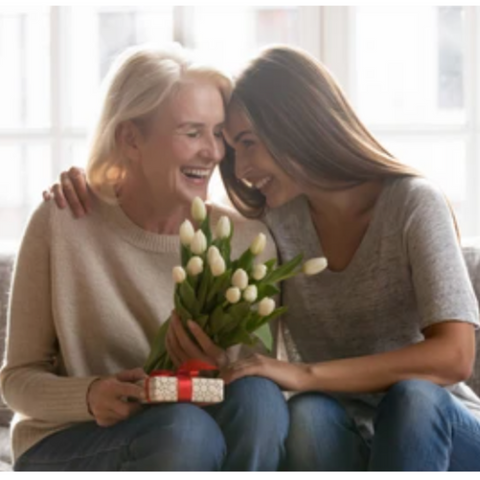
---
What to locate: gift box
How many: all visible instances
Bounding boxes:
[139,360,224,404]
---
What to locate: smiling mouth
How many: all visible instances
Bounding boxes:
[254,177,272,191]
[180,167,211,180]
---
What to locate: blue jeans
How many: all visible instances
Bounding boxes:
[15,377,289,471]
[286,379,480,471]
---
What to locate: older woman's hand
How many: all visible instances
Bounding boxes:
[166,311,229,369]
[87,367,147,427]
[43,166,92,218]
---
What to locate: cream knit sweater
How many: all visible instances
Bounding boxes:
[0,196,276,463]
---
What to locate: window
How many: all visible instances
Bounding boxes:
[351,6,480,237]
[1,6,479,247]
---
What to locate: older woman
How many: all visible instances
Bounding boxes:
[0,44,288,471]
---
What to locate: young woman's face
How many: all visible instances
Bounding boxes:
[224,104,302,209]
[136,79,225,206]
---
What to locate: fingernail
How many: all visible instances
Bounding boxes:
[187,320,195,329]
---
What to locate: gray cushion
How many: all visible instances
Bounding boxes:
[0,427,11,469]
[0,254,13,428]
[461,246,480,393]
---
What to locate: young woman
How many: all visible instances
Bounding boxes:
[48,45,480,471]
[1,44,289,471]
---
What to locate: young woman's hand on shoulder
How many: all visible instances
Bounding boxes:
[43,166,92,218]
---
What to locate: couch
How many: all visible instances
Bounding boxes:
[1,248,480,470]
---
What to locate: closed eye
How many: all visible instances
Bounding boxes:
[186,131,200,138]
[241,139,255,148]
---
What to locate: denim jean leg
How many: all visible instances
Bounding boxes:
[15,403,226,471]
[369,379,480,471]
[206,376,289,471]
[286,392,369,471]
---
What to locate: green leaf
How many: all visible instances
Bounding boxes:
[264,253,303,284]
[228,218,234,242]
[253,306,289,330]
[209,305,225,335]
[253,323,273,352]
[227,301,251,324]
[264,258,277,271]
[174,292,192,323]
[187,274,199,292]
[197,266,212,311]
[220,326,254,349]
[179,280,199,317]
[206,268,232,306]
[194,314,209,330]
[144,318,170,373]
[218,238,231,269]
[181,244,190,267]
[200,214,212,245]
[256,283,281,301]
[237,248,255,272]
[245,311,261,331]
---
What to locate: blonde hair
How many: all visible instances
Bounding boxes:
[221,45,421,219]
[86,43,233,203]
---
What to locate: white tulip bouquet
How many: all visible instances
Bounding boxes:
[144,197,327,373]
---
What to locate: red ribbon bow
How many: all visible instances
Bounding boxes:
[145,359,218,403]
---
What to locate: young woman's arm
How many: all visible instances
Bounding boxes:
[222,320,475,392]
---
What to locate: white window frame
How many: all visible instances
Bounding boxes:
[319,6,480,238]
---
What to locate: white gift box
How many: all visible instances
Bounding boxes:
[140,376,224,404]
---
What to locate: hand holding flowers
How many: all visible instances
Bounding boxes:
[144,197,327,373]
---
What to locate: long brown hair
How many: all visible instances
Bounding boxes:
[220,45,421,219]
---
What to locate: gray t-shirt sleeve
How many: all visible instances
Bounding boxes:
[403,180,479,331]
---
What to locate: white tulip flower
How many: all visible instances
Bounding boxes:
[207,246,221,266]
[211,256,226,277]
[191,197,207,223]
[190,230,207,255]
[215,216,231,239]
[258,297,275,317]
[252,263,267,281]
[172,266,186,284]
[232,268,249,290]
[179,220,195,246]
[250,233,266,255]
[225,287,241,304]
[243,285,258,303]
[186,256,203,276]
[302,257,328,276]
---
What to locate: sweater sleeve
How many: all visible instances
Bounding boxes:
[0,203,98,423]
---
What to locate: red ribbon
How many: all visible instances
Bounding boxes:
[145,360,218,403]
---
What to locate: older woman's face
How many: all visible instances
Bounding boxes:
[137,79,225,206]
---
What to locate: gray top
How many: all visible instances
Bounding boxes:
[265,176,480,440]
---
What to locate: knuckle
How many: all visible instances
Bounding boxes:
[252,353,264,364]
[69,166,81,177]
